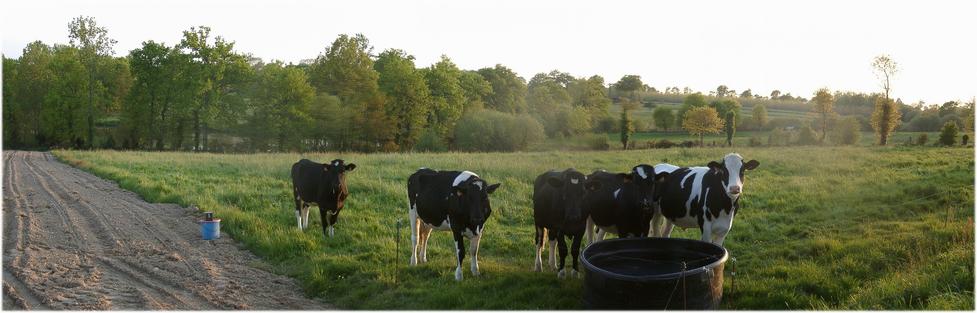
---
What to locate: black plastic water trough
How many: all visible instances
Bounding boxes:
[580,237,728,310]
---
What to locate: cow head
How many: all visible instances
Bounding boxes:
[320,159,357,210]
[618,164,660,212]
[452,177,501,231]
[546,169,595,222]
[707,153,759,201]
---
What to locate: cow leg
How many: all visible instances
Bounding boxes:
[569,233,583,278]
[409,207,419,266]
[548,230,558,269]
[556,234,569,279]
[470,231,481,276]
[295,193,305,230]
[585,217,595,246]
[700,222,713,243]
[453,232,466,281]
[319,207,334,237]
[419,225,433,263]
[596,228,607,242]
[534,226,544,272]
[326,210,340,237]
[651,208,664,237]
[301,204,311,230]
[661,220,675,238]
[713,226,730,246]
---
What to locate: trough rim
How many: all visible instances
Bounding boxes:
[580,237,728,282]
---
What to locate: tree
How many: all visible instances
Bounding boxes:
[811,88,836,143]
[871,97,901,145]
[68,16,117,148]
[963,98,975,132]
[247,62,315,151]
[308,34,389,150]
[939,121,958,146]
[682,107,724,146]
[568,75,611,125]
[375,49,432,149]
[42,45,89,147]
[752,103,769,129]
[422,55,465,138]
[716,85,729,98]
[527,71,572,137]
[652,107,674,131]
[10,41,55,146]
[724,111,736,146]
[871,54,900,145]
[178,26,250,151]
[740,89,753,98]
[770,90,781,99]
[677,93,708,124]
[458,70,492,112]
[620,109,633,149]
[872,54,898,100]
[477,65,527,113]
[614,75,643,102]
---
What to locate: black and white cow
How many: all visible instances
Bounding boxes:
[584,164,662,242]
[653,153,759,246]
[532,169,597,278]
[407,168,501,281]
[291,159,356,238]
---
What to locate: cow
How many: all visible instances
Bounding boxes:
[532,169,598,278]
[407,168,501,281]
[652,153,759,246]
[290,159,356,238]
[584,164,662,243]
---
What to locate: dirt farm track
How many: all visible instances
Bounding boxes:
[1,151,331,310]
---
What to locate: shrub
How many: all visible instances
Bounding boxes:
[768,128,791,146]
[749,136,763,147]
[917,133,929,146]
[939,121,958,146]
[962,134,969,146]
[655,139,676,149]
[415,129,447,152]
[454,110,545,152]
[586,133,611,151]
[830,116,861,145]
[796,125,818,145]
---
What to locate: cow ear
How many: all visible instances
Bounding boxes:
[453,185,466,196]
[585,180,602,191]
[547,177,564,188]
[707,161,723,171]
[323,164,333,172]
[617,173,633,182]
[486,183,501,194]
[743,160,759,170]
[345,163,357,172]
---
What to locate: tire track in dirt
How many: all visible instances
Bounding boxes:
[2,151,332,310]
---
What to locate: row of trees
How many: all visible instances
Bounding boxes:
[2,17,615,152]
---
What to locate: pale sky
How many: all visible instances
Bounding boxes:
[3,0,975,105]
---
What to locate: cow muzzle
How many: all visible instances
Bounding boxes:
[728,185,742,196]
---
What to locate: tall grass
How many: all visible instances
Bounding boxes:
[54,146,974,309]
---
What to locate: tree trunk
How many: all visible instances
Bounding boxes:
[87,68,95,149]
[193,110,200,151]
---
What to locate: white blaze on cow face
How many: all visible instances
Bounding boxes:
[452,171,479,187]
[635,166,648,179]
[723,153,745,200]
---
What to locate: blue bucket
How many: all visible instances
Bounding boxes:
[201,219,221,240]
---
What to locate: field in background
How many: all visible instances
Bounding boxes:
[54,147,974,309]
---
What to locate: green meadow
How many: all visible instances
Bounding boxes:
[54,146,974,309]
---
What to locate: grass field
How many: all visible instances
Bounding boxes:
[54,146,974,309]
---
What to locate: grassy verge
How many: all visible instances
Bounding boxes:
[54,146,974,309]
